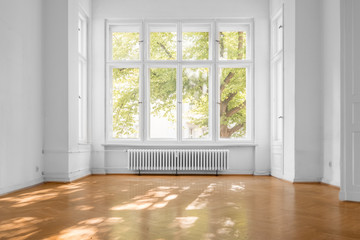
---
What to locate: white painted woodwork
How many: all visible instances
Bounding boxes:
[270,8,284,179]
[340,0,360,201]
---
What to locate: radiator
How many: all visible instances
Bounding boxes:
[128,149,229,175]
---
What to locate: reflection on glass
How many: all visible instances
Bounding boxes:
[219,68,247,139]
[150,68,177,139]
[182,68,209,139]
[112,68,140,139]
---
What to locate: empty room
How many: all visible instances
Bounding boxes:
[1,0,360,239]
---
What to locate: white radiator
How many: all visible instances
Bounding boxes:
[128,149,229,174]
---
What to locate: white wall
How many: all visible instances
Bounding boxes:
[91,0,270,175]
[275,0,323,182]
[0,0,44,195]
[282,0,296,181]
[321,0,341,187]
[43,0,91,182]
[293,0,323,182]
[339,0,360,201]
[270,0,284,17]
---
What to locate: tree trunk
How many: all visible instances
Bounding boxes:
[237,32,244,60]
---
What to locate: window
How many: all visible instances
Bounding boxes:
[106,19,253,143]
[78,11,88,143]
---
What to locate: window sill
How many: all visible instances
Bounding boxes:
[102,142,257,147]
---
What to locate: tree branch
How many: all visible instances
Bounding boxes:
[157,42,173,59]
[220,72,235,93]
[226,100,246,117]
[229,123,244,135]
[223,92,237,105]
[237,31,244,60]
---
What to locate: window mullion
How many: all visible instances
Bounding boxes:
[177,21,182,142]
[141,20,146,142]
[214,21,219,142]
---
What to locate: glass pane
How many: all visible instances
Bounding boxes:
[219,32,246,60]
[112,32,140,60]
[182,68,209,139]
[150,68,177,139]
[219,68,247,139]
[112,68,140,139]
[182,32,209,60]
[150,31,177,60]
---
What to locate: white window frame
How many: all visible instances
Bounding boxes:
[105,18,254,145]
[78,9,88,144]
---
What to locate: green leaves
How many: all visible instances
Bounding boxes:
[220,68,247,138]
[219,32,247,60]
[150,32,177,60]
[110,26,248,139]
[112,32,140,60]
[182,68,209,139]
[112,68,140,138]
[150,68,177,121]
[183,32,209,60]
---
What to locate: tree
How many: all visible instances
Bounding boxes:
[111,29,247,139]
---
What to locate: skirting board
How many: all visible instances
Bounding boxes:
[293,177,322,183]
[44,169,91,182]
[339,191,360,202]
[0,177,44,196]
[321,178,340,188]
[93,167,254,175]
[254,170,270,176]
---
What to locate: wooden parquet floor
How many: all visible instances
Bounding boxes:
[0,175,360,240]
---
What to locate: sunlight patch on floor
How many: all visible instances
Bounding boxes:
[111,186,186,211]
[75,205,94,211]
[0,217,47,239]
[0,192,59,208]
[172,217,198,229]
[230,183,245,192]
[186,183,216,210]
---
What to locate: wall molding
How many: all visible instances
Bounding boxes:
[44,169,91,182]
[254,170,270,176]
[0,177,44,196]
[91,167,255,175]
[339,190,360,202]
[293,177,322,183]
[321,177,340,188]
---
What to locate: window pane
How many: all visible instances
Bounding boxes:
[150,30,177,60]
[182,32,209,60]
[219,68,246,139]
[150,68,177,139]
[112,32,140,60]
[182,68,209,139]
[112,68,140,139]
[219,32,246,60]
